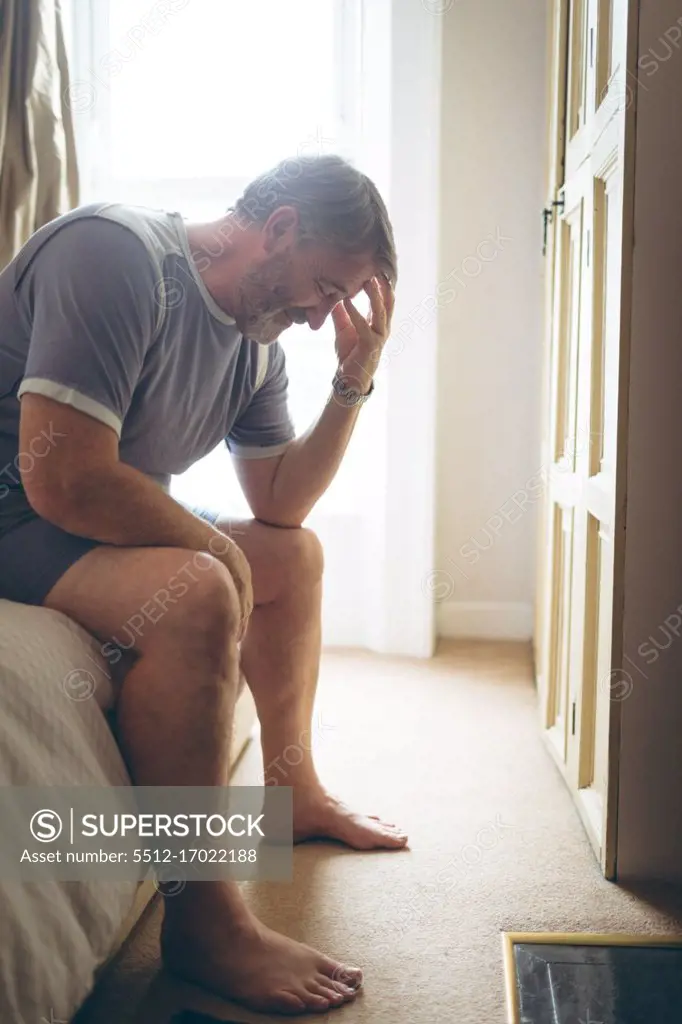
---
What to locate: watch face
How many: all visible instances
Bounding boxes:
[333,376,351,403]
[333,373,369,406]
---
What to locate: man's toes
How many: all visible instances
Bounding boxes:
[311,981,345,1005]
[315,973,358,1002]
[370,816,407,834]
[322,961,363,988]
[301,989,331,1011]
[330,980,359,1002]
[370,823,407,845]
[366,815,408,838]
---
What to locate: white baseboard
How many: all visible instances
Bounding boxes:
[437,600,533,640]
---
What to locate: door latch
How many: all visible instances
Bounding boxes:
[542,197,566,255]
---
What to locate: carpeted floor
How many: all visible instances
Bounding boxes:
[75,640,682,1024]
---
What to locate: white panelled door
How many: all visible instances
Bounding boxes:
[537,0,630,876]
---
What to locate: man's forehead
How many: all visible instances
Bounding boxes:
[315,248,375,295]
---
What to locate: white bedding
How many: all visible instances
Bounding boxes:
[0,599,138,1024]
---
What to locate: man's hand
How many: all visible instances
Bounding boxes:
[210,532,253,641]
[248,276,395,528]
[332,275,395,393]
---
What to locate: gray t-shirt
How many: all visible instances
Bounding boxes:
[0,203,296,536]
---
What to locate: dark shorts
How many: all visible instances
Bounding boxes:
[0,505,221,607]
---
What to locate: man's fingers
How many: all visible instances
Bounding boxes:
[382,276,395,330]
[331,301,353,333]
[343,296,370,336]
[364,277,387,336]
[236,585,253,642]
[375,275,395,333]
[220,545,253,640]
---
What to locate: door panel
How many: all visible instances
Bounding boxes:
[595,0,614,106]
[557,202,583,474]
[592,518,615,801]
[567,0,589,138]
[543,197,583,760]
[577,147,621,838]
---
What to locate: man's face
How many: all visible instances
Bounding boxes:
[233,209,376,344]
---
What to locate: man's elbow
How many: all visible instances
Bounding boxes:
[254,514,307,530]
[246,485,309,530]
[252,503,308,530]
[23,472,90,535]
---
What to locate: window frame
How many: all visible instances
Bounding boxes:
[61,0,366,516]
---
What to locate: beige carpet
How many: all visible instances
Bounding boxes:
[75,640,682,1024]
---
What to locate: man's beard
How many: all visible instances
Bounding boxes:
[236,256,306,344]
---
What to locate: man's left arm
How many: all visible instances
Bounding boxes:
[234,277,393,528]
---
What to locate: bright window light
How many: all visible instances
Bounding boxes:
[65,0,365,518]
[107,0,337,181]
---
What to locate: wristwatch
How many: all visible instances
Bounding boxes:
[331,370,375,407]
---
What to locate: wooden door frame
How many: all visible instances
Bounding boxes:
[602,0,640,881]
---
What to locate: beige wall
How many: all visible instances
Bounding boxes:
[435,0,548,640]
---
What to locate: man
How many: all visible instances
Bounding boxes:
[0,154,406,1014]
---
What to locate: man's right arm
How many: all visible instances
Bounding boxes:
[11,216,254,624]
[19,395,253,629]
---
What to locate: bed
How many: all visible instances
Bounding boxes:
[0,598,256,1024]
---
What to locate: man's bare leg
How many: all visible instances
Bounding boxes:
[45,545,361,1015]
[217,518,408,850]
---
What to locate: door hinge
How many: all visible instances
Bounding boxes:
[571,700,577,736]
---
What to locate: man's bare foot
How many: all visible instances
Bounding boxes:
[161,883,362,1015]
[293,788,409,850]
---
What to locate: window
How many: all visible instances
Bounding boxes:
[63,0,364,515]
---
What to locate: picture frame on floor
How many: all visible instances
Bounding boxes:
[502,931,682,1024]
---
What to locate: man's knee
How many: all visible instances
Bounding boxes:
[154,554,242,654]
[288,526,324,583]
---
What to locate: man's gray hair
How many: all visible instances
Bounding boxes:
[233,155,397,285]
